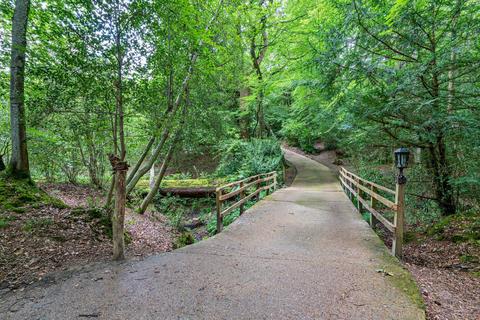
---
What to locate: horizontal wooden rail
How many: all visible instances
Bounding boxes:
[216,171,276,192]
[339,167,405,257]
[216,172,277,233]
[340,170,397,210]
[340,167,396,195]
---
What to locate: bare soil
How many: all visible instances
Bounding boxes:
[403,239,480,320]
[0,182,177,296]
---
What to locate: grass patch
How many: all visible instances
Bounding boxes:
[0,214,16,229]
[0,219,9,229]
[0,173,66,212]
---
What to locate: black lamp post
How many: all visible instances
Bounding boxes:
[394,147,410,185]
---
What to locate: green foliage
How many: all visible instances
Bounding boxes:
[215,138,283,179]
[0,215,16,229]
[154,194,215,231]
[173,231,195,249]
[281,121,318,153]
[263,0,480,220]
[154,195,188,229]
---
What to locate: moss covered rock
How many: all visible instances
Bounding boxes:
[0,174,66,213]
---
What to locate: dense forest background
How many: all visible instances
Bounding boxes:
[2,0,480,222]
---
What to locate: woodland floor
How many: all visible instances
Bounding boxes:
[288,142,480,320]
[0,183,177,296]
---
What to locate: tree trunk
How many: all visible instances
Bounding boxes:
[111,161,127,260]
[137,139,178,215]
[138,99,189,215]
[0,156,5,171]
[428,29,456,216]
[428,140,456,216]
[9,0,30,179]
[239,87,250,140]
[149,163,155,190]
[156,187,216,198]
[249,1,269,138]
[126,136,155,185]
[126,129,170,195]
[125,52,198,195]
[111,0,128,260]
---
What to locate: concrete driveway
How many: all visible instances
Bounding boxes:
[0,149,424,320]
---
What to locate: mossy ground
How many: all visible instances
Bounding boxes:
[0,173,66,213]
[135,177,228,193]
[367,233,425,315]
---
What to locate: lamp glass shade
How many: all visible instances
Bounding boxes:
[394,147,410,169]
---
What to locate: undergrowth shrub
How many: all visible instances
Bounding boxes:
[215,138,283,179]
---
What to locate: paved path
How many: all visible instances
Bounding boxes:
[1,150,424,320]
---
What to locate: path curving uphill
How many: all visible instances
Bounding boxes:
[1,149,425,320]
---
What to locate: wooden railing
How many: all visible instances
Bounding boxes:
[339,167,405,257]
[215,171,278,233]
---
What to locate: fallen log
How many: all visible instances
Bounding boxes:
[158,187,216,198]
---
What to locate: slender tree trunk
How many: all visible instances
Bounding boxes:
[105,114,118,208]
[137,140,177,215]
[436,136,456,215]
[111,1,128,260]
[428,26,456,216]
[9,0,30,179]
[125,52,198,195]
[138,108,187,215]
[149,155,155,190]
[112,162,126,259]
[249,0,269,138]
[0,156,5,171]
[104,175,115,213]
[239,89,250,139]
[126,136,155,185]
[126,129,170,195]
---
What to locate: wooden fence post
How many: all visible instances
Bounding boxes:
[216,189,223,234]
[393,182,405,257]
[239,181,245,215]
[266,175,271,196]
[273,173,277,190]
[370,185,379,227]
[356,177,362,213]
[346,172,352,200]
[255,178,260,201]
